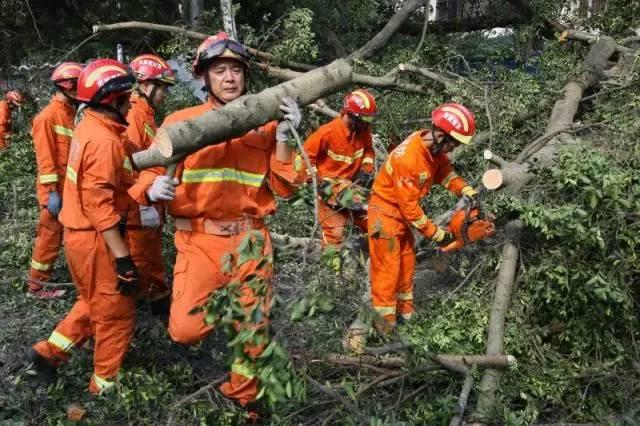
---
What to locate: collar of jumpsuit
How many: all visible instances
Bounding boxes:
[129,92,154,116]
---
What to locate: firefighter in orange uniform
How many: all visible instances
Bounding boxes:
[126,54,176,307]
[27,62,83,299]
[128,31,304,408]
[26,59,139,394]
[0,90,24,150]
[304,89,377,247]
[368,103,478,330]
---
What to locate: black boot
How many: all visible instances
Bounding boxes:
[23,348,57,385]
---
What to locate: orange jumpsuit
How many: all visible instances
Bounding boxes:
[33,109,137,394]
[129,98,304,406]
[0,101,11,150]
[28,97,75,291]
[368,130,474,326]
[304,116,374,247]
[125,93,168,301]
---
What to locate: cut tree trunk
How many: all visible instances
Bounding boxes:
[132,59,352,169]
[473,36,618,420]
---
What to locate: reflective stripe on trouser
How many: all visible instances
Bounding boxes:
[318,198,367,248]
[127,228,169,301]
[35,229,136,394]
[368,207,416,325]
[28,208,63,290]
[168,228,273,406]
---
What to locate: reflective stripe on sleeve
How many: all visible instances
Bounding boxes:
[411,214,429,229]
[143,123,155,138]
[39,174,59,184]
[231,359,256,379]
[441,172,459,188]
[53,125,73,137]
[182,168,265,188]
[374,306,396,316]
[66,166,78,184]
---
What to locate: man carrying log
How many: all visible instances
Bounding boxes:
[368,103,478,331]
[128,31,305,408]
[303,89,377,248]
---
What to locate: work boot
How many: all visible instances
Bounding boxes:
[27,288,67,299]
[23,348,57,385]
[150,296,171,317]
[396,312,415,326]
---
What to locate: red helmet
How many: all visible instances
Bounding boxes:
[343,89,378,122]
[51,62,84,90]
[129,54,176,85]
[6,90,24,106]
[192,31,249,76]
[76,59,134,105]
[431,103,476,145]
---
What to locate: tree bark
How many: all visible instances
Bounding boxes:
[326,353,516,370]
[347,0,428,61]
[219,0,237,39]
[189,0,203,28]
[132,59,352,169]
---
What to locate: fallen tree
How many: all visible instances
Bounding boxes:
[473,35,619,420]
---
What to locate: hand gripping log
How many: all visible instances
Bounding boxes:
[132,59,353,170]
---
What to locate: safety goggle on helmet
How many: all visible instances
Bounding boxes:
[192,32,250,76]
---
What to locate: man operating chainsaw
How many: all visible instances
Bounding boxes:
[367,103,494,331]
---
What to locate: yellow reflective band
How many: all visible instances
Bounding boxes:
[385,160,393,175]
[374,306,396,316]
[411,214,429,229]
[31,259,52,271]
[326,148,364,165]
[418,171,429,185]
[431,227,446,243]
[40,174,59,184]
[66,165,78,184]
[48,331,74,352]
[231,360,255,379]
[92,374,115,393]
[362,157,374,165]
[182,168,265,188]
[123,157,133,173]
[397,292,413,301]
[461,186,477,197]
[143,122,155,138]
[294,154,303,172]
[53,125,73,137]
[442,172,459,189]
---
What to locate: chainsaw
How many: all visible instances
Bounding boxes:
[439,205,496,253]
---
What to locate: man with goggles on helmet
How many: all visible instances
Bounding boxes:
[304,89,378,248]
[128,31,305,408]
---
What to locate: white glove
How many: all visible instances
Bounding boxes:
[276,96,302,142]
[147,175,179,202]
[139,205,161,228]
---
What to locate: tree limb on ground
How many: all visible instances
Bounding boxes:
[347,0,427,61]
[325,353,516,370]
[474,35,618,420]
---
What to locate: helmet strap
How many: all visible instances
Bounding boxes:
[139,82,159,111]
[57,87,79,108]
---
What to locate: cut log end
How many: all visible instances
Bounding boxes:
[92,25,99,34]
[483,149,493,160]
[559,30,570,43]
[482,169,503,190]
[154,128,174,158]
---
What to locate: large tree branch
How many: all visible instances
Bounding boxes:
[92,21,316,71]
[347,0,427,61]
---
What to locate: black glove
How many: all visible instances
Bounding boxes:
[115,255,139,296]
[354,171,372,187]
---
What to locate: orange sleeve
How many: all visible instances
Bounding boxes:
[0,105,10,142]
[126,109,147,152]
[302,127,326,170]
[32,114,59,191]
[393,159,438,238]
[80,138,123,232]
[361,130,375,173]
[433,156,471,197]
